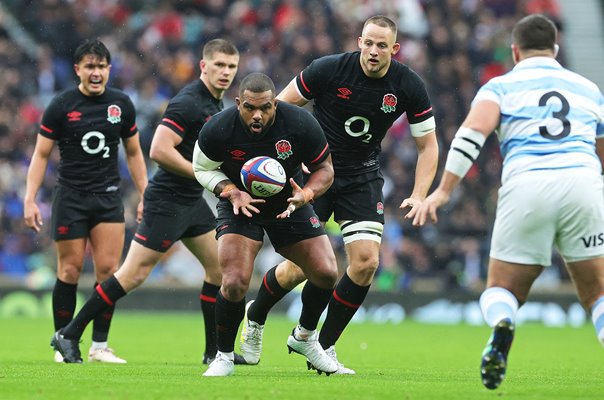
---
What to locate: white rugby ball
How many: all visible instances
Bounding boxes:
[240,156,286,197]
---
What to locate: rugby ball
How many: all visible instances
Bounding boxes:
[240,156,286,197]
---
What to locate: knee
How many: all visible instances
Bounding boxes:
[349,252,380,283]
[57,264,83,283]
[95,263,119,281]
[221,273,250,301]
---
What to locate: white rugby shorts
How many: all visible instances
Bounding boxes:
[490,168,604,265]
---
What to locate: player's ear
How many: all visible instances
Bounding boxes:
[357,36,363,49]
[392,42,401,55]
[199,59,206,74]
[553,44,559,58]
[235,97,241,107]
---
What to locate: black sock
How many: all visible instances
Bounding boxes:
[319,272,370,348]
[200,281,220,357]
[62,275,126,340]
[92,282,115,342]
[298,281,333,331]
[248,266,291,325]
[52,278,77,332]
[215,291,245,353]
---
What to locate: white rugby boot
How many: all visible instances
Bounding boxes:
[88,347,127,364]
[239,300,264,365]
[287,327,337,375]
[203,351,235,377]
[323,346,356,374]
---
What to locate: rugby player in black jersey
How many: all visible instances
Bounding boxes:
[50,40,245,365]
[192,72,339,377]
[240,15,439,373]
[24,39,148,364]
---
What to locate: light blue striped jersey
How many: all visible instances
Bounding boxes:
[473,57,604,183]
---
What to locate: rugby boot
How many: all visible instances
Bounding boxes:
[481,318,515,389]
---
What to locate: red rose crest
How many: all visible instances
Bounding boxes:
[376,202,384,215]
[107,104,122,124]
[380,94,397,113]
[309,216,321,228]
[275,139,293,160]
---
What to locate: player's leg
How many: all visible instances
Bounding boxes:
[183,231,247,365]
[556,171,604,347]
[480,259,542,389]
[316,171,384,373]
[52,238,87,362]
[203,232,261,377]
[49,186,89,362]
[480,171,560,389]
[275,213,338,375]
[88,221,125,362]
[240,259,305,364]
[183,232,221,363]
[565,257,604,346]
[55,241,163,363]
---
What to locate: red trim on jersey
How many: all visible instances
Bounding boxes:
[200,294,216,303]
[263,274,275,296]
[96,285,114,306]
[40,125,53,133]
[130,124,137,132]
[332,290,361,309]
[414,107,432,117]
[134,233,147,241]
[310,143,329,164]
[298,72,311,95]
[162,118,184,132]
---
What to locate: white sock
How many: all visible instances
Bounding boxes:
[294,324,314,340]
[217,351,234,361]
[479,287,519,327]
[91,341,108,351]
[591,295,604,346]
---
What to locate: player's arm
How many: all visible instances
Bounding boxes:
[400,128,439,215]
[192,142,264,217]
[276,78,309,106]
[149,125,194,179]
[24,135,55,232]
[411,99,500,226]
[596,138,604,172]
[123,132,148,221]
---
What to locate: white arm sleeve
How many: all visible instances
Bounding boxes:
[192,142,229,193]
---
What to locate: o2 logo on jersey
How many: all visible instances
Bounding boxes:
[345,116,372,143]
[81,131,110,158]
[107,105,122,124]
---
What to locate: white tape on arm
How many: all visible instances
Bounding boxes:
[444,127,486,178]
[192,142,229,192]
[410,116,436,137]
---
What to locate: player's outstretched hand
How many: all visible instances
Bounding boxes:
[399,197,423,220]
[220,187,265,217]
[277,178,312,219]
[24,201,43,233]
[410,189,450,226]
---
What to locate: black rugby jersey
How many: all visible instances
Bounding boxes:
[295,51,433,175]
[198,102,330,214]
[39,87,137,193]
[151,80,223,201]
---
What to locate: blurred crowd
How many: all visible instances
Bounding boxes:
[0,0,567,292]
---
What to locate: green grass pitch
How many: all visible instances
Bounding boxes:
[0,312,601,399]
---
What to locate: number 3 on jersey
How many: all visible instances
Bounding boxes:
[81,131,110,158]
[345,116,373,143]
[538,91,571,140]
